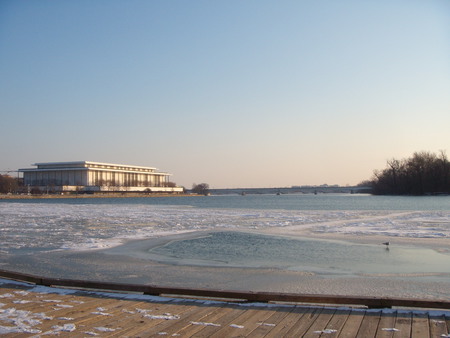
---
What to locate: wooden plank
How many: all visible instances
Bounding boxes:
[247,306,295,336]
[13,297,135,337]
[66,299,147,332]
[2,293,103,337]
[446,315,450,337]
[264,306,313,337]
[107,302,200,337]
[174,304,235,337]
[319,308,352,338]
[193,305,247,337]
[142,303,224,336]
[303,307,336,337]
[376,310,397,338]
[337,309,365,337]
[393,311,413,338]
[109,299,186,331]
[228,307,280,336]
[411,312,430,338]
[0,269,42,284]
[0,283,448,338]
[118,300,240,337]
[2,289,124,338]
[33,300,126,336]
[429,315,448,338]
[203,305,277,336]
[356,310,381,338]
[2,269,450,310]
[99,302,174,337]
[285,306,324,336]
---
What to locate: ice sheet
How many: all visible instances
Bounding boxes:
[1,202,449,254]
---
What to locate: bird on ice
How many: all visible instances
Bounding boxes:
[382,242,390,246]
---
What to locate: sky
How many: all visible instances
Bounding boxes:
[0,1,449,188]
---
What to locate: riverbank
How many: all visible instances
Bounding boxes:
[0,192,194,200]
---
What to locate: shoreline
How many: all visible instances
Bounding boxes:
[0,192,194,200]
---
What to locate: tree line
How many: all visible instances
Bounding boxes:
[0,174,20,194]
[369,151,450,195]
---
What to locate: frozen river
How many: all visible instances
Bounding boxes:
[1,194,450,300]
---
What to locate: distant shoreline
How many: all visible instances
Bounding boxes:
[0,193,194,200]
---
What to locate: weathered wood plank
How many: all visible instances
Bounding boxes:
[0,283,448,338]
[429,315,448,338]
[446,315,450,337]
[104,300,172,336]
[247,306,294,336]
[320,308,352,338]
[144,303,223,336]
[356,311,381,338]
[107,302,199,337]
[374,310,396,338]
[303,307,336,337]
[393,311,413,338]
[68,299,147,332]
[262,306,315,337]
[2,269,450,310]
[338,309,365,337]
[285,306,324,336]
[411,312,430,338]
[232,307,281,336]
[193,305,248,337]
[203,306,275,337]
[174,304,234,337]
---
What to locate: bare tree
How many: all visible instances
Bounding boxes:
[371,151,449,195]
[192,183,210,195]
[0,174,18,194]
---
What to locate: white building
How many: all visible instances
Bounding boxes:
[19,161,183,193]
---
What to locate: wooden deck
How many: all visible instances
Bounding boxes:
[1,281,449,337]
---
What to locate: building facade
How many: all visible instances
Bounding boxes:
[19,161,183,193]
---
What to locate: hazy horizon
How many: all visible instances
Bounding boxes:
[1,1,449,189]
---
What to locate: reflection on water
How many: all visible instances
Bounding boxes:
[149,231,450,278]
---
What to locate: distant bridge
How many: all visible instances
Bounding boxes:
[210,186,371,195]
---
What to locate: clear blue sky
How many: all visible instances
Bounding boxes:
[1,1,449,188]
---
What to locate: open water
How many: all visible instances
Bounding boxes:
[1,194,450,299]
